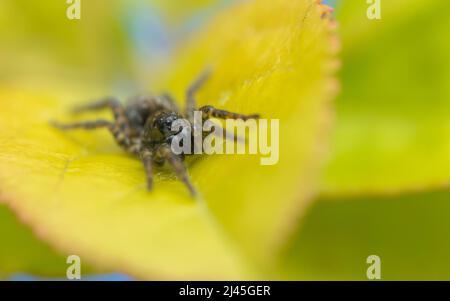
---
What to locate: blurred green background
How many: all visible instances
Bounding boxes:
[281,0,450,280]
[1,0,450,280]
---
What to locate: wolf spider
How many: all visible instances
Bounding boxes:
[52,73,259,197]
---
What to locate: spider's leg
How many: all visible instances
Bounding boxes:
[51,119,113,130]
[199,105,260,121]
[71,97,123,116]
[71,98,132,131]
[140,149,154,191]
[185,70,211,121]
[156,145,197,197]
[51,119,133,152]
[72,98,141,153]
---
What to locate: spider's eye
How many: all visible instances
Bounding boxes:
[153,112,182,137]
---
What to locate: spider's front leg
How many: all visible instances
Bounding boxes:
[51,119,113,130]
[199,105,260,121]
[155,145,197,197]
[185,70,211,122]
[52,118,134,153]
[197,106,260,145]
[52,98,138,154]
[71,97,124,118]
[140,149,154,191]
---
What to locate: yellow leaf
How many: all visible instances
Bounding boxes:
[0,0,337,279]
[0,0,132,86]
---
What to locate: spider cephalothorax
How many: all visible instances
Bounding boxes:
[53,73,259,197]
[146,111,183,144]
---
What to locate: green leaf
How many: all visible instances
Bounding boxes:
[279,188,450,280]
[0,204,67,279]
[321,0,450,195]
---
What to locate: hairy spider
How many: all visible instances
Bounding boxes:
[52,73,259,197]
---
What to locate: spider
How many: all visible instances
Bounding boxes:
[52,73,259,197]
